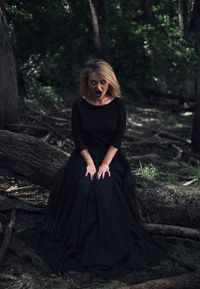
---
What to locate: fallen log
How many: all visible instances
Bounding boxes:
[0,130,67,188]
[119,270,200,289]
[135,177,200,227]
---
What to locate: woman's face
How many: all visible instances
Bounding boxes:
[88,72,109,99]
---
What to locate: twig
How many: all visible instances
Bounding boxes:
[40,131,53,142]
[172,143,183,160]
[13,190,39,197]
[5,185,39,193]
[0,209,16,265]
[183,178,198,186]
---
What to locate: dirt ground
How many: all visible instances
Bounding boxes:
[0,97,200,289]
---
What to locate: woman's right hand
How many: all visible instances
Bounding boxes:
[85,163,97,181]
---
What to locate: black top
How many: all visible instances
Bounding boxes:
[71,97,126,152]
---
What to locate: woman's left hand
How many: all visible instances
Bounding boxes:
[97,163,111,180]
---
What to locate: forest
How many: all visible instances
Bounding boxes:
[1,0,200,288]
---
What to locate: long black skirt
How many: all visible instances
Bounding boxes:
[17,146,172,280]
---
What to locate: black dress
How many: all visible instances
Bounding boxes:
[17,97,172,280]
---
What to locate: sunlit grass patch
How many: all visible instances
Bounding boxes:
[136,162,200,185]
[137,162,161,180]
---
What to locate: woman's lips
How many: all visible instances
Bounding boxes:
[96,91,102,98]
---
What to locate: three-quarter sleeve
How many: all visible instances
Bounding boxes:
[71,101,87,152]
[110,100,126,149]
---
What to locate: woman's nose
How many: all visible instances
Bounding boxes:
[97,82,102,90]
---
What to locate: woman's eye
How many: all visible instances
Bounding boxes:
[90,80,97,85]
[101,80,106,84]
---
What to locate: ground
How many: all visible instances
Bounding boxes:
[0,96,200,289]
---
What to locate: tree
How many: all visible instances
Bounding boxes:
[0,0,18,128]
[178,0,189,39]
[190,0,200,153]
[88,0,109,60]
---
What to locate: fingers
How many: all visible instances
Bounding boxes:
[85,170,95,181]
[97,170,111,180]
[85,171,93,180]
[85,164,97,181]
[107,170,111,178]
[85,166,110,181]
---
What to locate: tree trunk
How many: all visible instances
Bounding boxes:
[0,2,18,128]
[191,0,200,153]
[178,0,189,39]
[143,0,153,20]
[88,0,109,60]
[192,96,200,154]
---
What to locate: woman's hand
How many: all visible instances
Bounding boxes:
[97,163,111,180]
[85,163,97,181]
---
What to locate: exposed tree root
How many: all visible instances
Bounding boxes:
[9,236,52,274]
[142,223,200,241]
[0,209,16,265]
[119,270,200,289]
[0,194,45,212]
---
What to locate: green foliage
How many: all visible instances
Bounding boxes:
[5,0,197,104]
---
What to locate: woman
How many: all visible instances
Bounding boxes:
[18,59,172,282]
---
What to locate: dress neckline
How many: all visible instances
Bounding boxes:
[81,97,116,107]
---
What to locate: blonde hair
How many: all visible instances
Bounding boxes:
[80,59,121,98]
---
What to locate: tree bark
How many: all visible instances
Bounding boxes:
[178,0,189,39]
[143,0,153,20]
[192,40,200,153]
[191,0,200,153]
[135,177,200,227]
[0,130,67,188]
[0,2,18,128]
[88,0,109,60]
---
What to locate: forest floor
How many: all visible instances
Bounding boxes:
[0,96,200,289]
